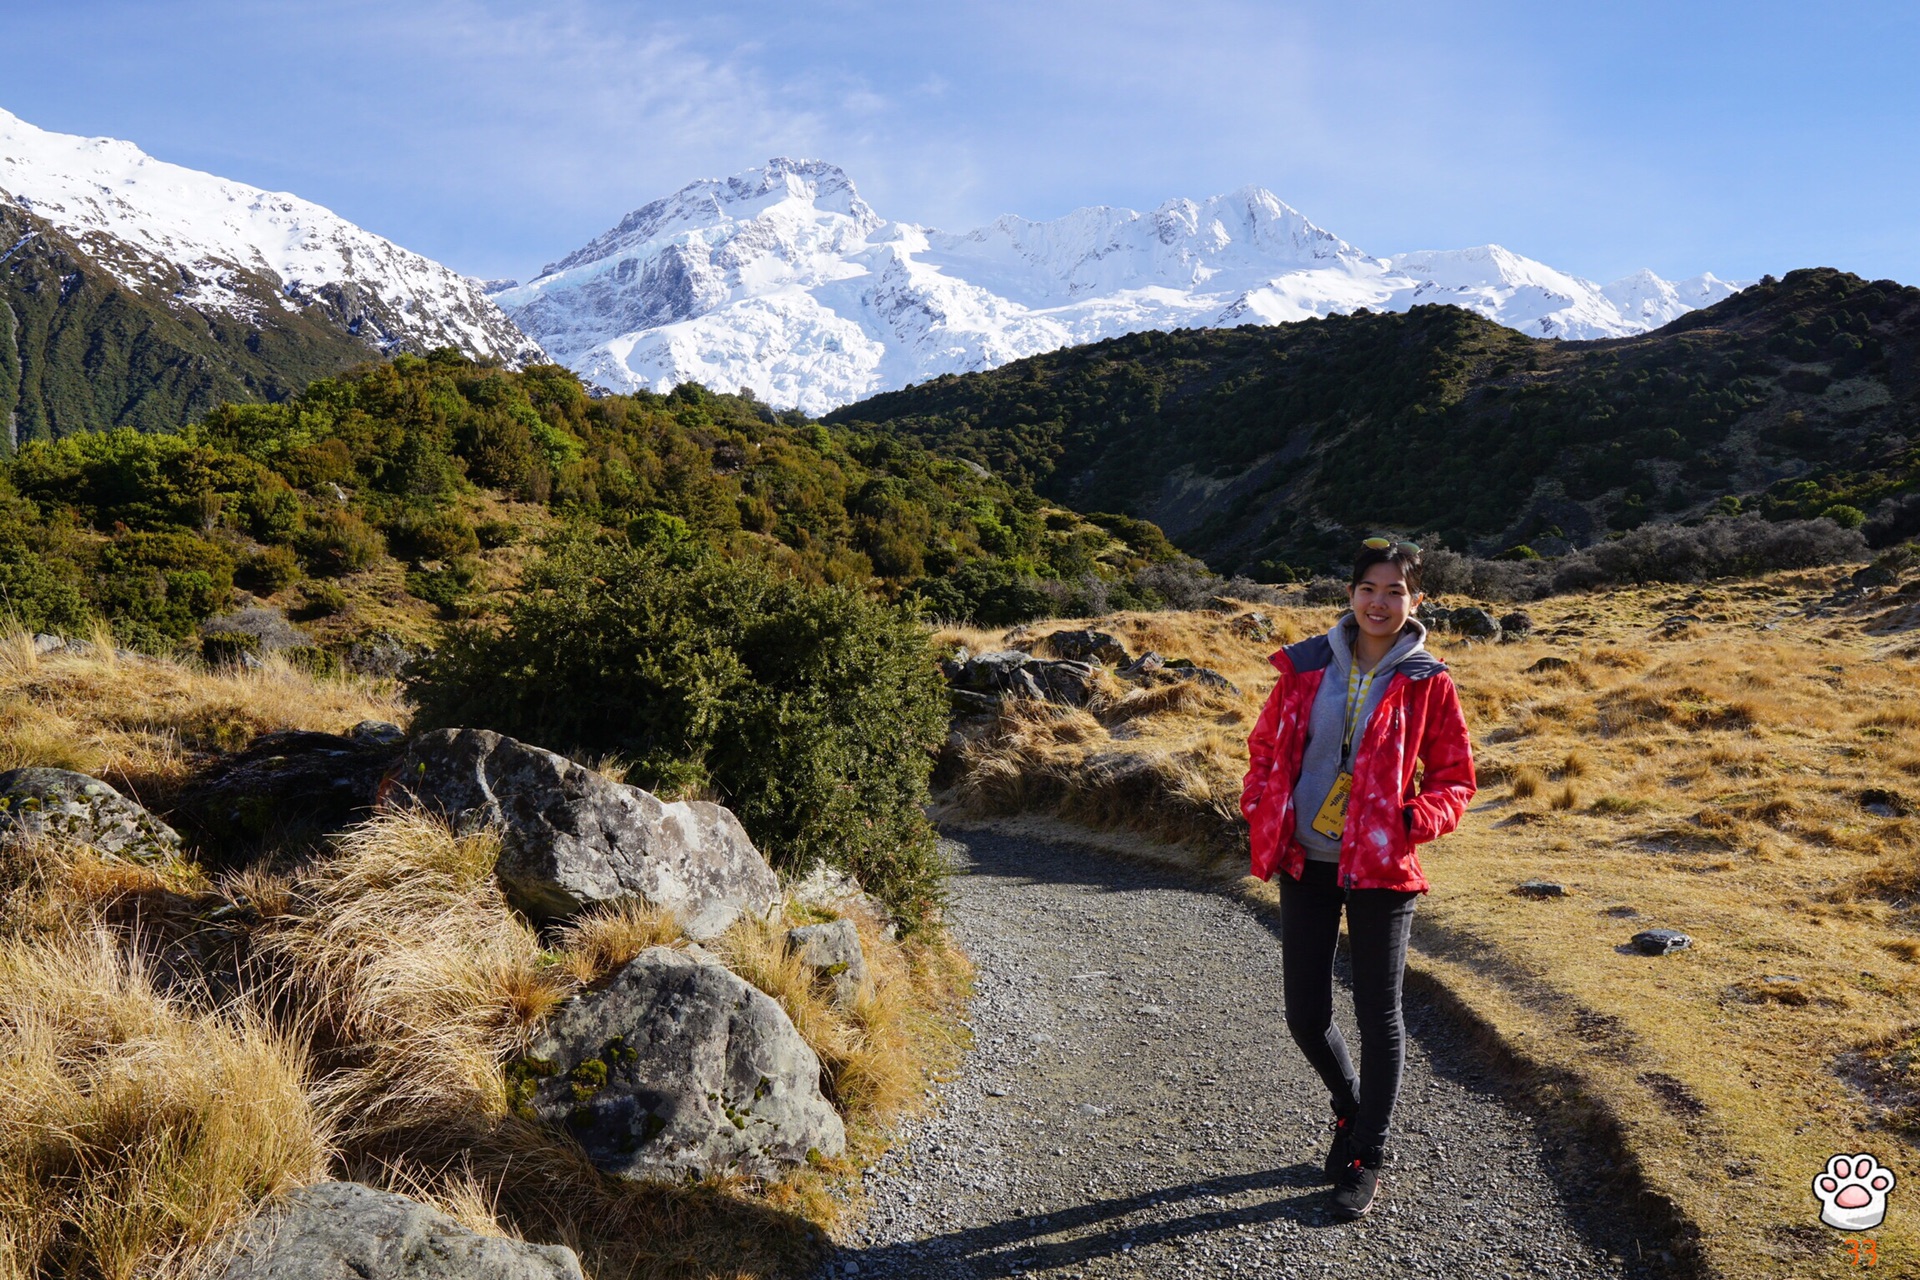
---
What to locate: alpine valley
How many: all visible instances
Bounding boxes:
[0,108,540,440]
[494,158,1741,414]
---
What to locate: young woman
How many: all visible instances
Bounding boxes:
[1240,539,1476,1220]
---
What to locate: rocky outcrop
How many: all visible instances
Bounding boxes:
[786,918,868,1006]
[174,723,406,853]
[1040,629,1130,666]
[0,768,183,865]
[512,947,845,1180]
[384,729,777,938]
[942,651,1098,708]
[216,1181,582,1280]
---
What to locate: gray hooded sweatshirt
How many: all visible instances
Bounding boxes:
[1293,613,1431,861]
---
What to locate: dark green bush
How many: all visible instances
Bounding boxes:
[201,630,261,667]
[281,644,340,677]
[291,580,348,620]
[240,545,304,594]
[387,508,481,561]
[95,532,236,646]
[408,537,949,925]
[298,509,386,576]
[0,550,92,635]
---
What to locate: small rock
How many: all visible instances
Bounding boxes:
[1861,788,1912,818]
[350,720,408,747]
[31,633,65,655]
[1631,929,1691,956]
[514,947,845,1180]
[1118,651,1165,678]
[1525,656,1575,675]
[787,917,869,1006]
[1498,611,1536,638]
[1513,880,1568,899]
[215,1181,581,1280]
[1449,608,1502,642]
[1229,611,1274,642]
[0,768,184,866]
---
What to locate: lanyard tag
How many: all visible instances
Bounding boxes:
[1309,770,1354,840]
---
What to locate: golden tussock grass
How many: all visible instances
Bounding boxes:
[938,567,1920,1276]
[0,926,328,1280]
[935,608,1289,864]
[0,627,405,809]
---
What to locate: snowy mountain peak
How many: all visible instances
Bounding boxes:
[535,157,878,280]
[0,106,539,365]
[495,160,1745,415]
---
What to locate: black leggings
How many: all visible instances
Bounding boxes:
[1278,860,1418,1160]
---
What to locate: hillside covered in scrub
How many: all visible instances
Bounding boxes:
[828,268,1920,578]
[0,351,1188,652]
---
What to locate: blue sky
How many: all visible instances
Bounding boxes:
[7,1,1917,286]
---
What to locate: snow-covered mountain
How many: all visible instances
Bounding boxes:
[496,159,1740,415]
[0,107,540,365]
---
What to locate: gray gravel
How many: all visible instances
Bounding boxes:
[820,830,1671,1279]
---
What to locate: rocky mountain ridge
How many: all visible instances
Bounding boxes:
[496,158,1740,414]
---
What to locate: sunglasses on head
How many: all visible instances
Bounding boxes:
[1362,536,1421,554]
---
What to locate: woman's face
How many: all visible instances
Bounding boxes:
[1349,562,1422,643]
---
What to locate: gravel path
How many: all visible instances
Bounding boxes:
[821,830,1670,1279]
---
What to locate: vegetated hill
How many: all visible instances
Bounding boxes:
[0,200,390,440]
[0,350,1182,651]
[828,268,1920,578]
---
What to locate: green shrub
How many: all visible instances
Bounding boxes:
[475,519,522,549]
[290,580,347,620]
[95,532,236,645]
[0,550,92,635]
[386,508,481,561]
[280,644,340,677]
[201,630,261,667]
[408,537,949,925]
[1821,504,1868,530]
[240,545,304,594]
[297,509,385,576]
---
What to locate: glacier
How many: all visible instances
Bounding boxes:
[496,159,1742,415]
[0,107,540,366]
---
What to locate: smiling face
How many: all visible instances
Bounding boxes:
[1348,560,1423,644]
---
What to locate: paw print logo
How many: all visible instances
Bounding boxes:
[1814,1153,1896,1231]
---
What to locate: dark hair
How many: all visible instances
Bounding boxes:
[1350,544,1424,593]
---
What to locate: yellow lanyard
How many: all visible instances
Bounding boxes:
[1342,665,1376,763]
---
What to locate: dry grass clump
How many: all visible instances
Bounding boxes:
[935,608,1285,863]
[0,628,404,808]
[0,927,328,1280]
[255,813,572,1146]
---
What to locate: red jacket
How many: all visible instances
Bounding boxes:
[1241,633,1476,891]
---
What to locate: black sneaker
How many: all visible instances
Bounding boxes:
[1331,1157,1381,1220]
[1322,1113,1356,1183]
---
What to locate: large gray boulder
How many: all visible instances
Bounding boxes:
[512,947,845,1180]
[385,730,777,939]
[0,768,183,865]
[216,1181,582,1280]
[786,918,868,1006]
